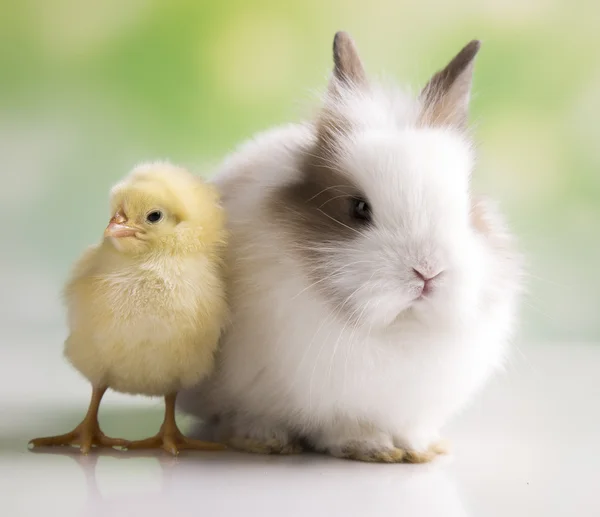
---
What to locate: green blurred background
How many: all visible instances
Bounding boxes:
[1,0,598,343]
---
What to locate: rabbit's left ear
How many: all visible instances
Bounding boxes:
[419,40,481,129]
[317,32,368,151]
[329,31,367,92]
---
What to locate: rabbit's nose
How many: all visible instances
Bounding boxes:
[413,268,444,295]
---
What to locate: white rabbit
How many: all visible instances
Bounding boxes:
[180,32,522,463]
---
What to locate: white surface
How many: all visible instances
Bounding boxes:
[1,335,599,517]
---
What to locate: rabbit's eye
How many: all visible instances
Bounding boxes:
[351,197,371,223]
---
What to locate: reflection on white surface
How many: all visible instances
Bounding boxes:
[1,335,599,517]
[7,449,466,517]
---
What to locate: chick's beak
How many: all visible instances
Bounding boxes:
[104,211,138,238]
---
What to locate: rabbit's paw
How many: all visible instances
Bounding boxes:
[219,415,302,455]
[329,441,407,463]
[395,435,450,463]
[229,436,303,455]
[317,426,406,463]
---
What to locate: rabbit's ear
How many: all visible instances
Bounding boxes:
[419,40,481,129]
[329,31,367,92]
[316,32,367,153]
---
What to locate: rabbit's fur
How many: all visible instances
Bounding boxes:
[180,33,522,462]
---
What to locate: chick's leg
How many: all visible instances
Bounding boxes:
[127,393,226,456]
[29,386,130,454]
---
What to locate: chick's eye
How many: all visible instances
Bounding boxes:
[351,198,371,223]
[146,210,163,224]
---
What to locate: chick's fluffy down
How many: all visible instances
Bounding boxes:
[64,247,227,396]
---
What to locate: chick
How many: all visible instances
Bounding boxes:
[30,162,228,455]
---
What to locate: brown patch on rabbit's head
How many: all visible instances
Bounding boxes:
[269,32,371,255]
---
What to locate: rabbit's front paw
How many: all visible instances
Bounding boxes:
[394,432,450,463]
[328,441,407,463]
[316,426,406,463]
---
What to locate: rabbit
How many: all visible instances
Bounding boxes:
[179,31,523,463]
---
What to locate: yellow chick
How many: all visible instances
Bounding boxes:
[30,162,228,455]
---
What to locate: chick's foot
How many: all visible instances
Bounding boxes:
[29,386,130,454]
[126,392,226,456]
[127,426,225,456]
[29,421,130,454]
